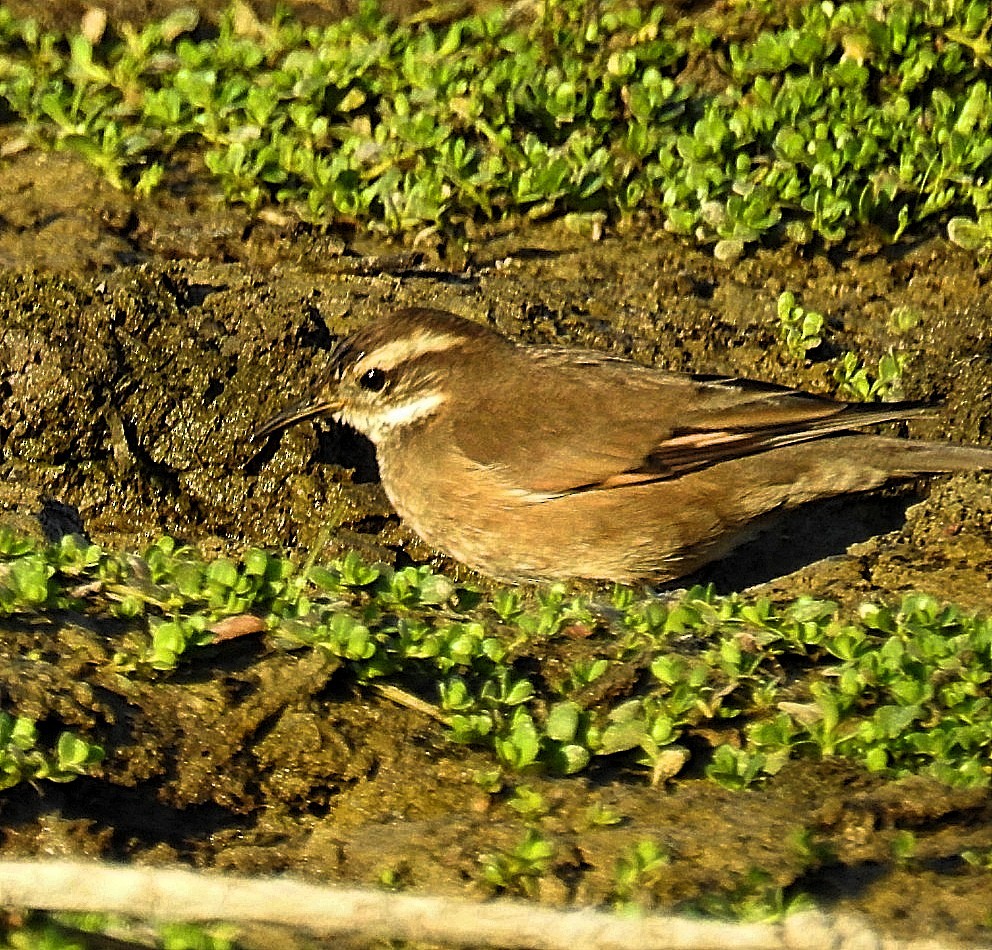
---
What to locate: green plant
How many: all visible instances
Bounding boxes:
[0,712,103,790]
[890,830,918,866]
[479,829,555,897]
[705,745,769,789]
[687,869,811,922]
[833,348,906,401]
[948,213,992,254]
[507,784,549,819]
[611,840,671,907]
[961,848,992,870]
[888,306,922,334]
[376,862,413,890]
[585,801,624,827]
[776,291,825,358]
[18,913,239,950]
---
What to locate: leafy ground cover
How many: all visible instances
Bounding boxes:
[2,524,992,946]
[2,0,992,253]
[3,530,991,792]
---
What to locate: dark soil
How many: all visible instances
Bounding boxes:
[1,5,991,947]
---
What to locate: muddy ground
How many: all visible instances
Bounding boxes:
[1,4,992,948]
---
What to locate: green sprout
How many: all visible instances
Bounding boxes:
[585,801,625,827]
[688,869,811,922]
[0,712,104,790]
[833,348,907,402]
[705,745,769,790]
[776,291,825,358]
[611,840,671,908]
[507,784,549,820]
[479,829,556,897]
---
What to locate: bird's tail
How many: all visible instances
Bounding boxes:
[861,435,992,475]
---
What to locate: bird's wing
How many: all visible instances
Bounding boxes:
[451,349,926,495]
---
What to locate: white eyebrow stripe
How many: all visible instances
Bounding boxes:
[359,330,462,370]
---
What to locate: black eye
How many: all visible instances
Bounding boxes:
[359,367,387,392]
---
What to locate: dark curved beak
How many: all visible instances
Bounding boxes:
[250,395,343,444]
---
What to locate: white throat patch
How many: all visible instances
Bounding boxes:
[342,391,445,442]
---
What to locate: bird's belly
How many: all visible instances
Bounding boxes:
[377,459,721,582]
[375,437,913,583]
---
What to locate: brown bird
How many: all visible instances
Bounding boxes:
[253,307,992,583]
